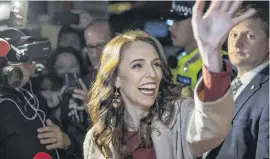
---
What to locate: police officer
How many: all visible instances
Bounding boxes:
[168,1,234,92]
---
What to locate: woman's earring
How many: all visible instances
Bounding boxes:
[112,88,121,108]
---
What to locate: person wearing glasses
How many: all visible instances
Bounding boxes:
[83,19,112,87]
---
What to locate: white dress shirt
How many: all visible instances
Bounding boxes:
[233,61,269,100]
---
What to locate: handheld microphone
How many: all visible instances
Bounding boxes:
[33,152,52,159]
[0,38,10,57]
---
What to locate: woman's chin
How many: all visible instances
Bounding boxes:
[138,100,156,110]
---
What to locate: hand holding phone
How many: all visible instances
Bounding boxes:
[72,78,88,101]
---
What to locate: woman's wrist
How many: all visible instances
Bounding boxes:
[199,45,223,73]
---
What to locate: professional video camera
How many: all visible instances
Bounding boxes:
[0,28,52,88]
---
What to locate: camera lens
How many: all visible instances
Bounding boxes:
[0,66,23,88]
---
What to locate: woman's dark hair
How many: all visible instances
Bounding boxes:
[46,47,88,78]
[89,29,182,158]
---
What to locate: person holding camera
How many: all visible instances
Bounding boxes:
[0,57,66,159]
[0,28,83,159]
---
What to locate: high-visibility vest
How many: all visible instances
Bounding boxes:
[172,48,229,89]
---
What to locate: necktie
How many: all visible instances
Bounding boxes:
[231,77,242,96]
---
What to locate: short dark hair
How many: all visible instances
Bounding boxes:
[46,47,88,77]
[84,18,113,37]
[235,2,269,36]
[57,25,85,48]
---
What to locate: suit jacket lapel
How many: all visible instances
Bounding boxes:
[233,65,269,119]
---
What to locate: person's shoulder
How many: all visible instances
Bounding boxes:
[0,92,22,107]
[83,126,95,159]
[84,127,94,142]
[0,93,23,121]
[83,125,106,159]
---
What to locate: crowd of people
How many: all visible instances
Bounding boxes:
[0,0,268,159]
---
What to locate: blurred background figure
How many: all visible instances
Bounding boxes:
[57,25,84,52]
[83,19,112,86]
[42,47,88,122]
[84,19,112,69]
[40,47,90,159]
[50,47,88,77]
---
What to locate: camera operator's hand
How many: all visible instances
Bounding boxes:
[37,119,71,150]
[191,0,256,72]
[72,78,89,107]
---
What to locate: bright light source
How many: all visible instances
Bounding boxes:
[166,19,174,26]
[9,1,29,28]
[108,2,132,14]
[13,1,21,8]
[12,8,19,13]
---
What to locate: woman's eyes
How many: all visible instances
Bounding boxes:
[153,62,161,67]
[247,33,255,39]
[230,32,238,38]
[132,64,143,69]
[131,63,161,69]
[230,31,255,40]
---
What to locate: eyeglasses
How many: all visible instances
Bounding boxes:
[86,42,107,52]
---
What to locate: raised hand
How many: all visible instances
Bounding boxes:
[191,0,256,72]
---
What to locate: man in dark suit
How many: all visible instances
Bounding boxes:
[204,2,269,159]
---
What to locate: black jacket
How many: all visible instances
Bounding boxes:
[0,85,83,159]
[0,86,61,159]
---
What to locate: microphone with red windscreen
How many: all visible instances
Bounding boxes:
[33,152,52,159]
[0,38,10,57]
